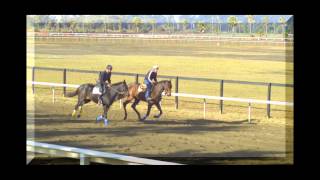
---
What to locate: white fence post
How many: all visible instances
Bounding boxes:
[248,102,251,123]
[52,87,55,104]
[80,153,90,165]
[203,99,206,120]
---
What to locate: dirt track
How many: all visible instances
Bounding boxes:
[27,90,293,164]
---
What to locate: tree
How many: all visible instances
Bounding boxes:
[46,18,53,32]
[164,22,171,33]
[279,16,287,37]
[103,15,109,33]
[262,16,269,37]
[55,16,62,33]
[132,17,142,33]
[182,19,188,33]
[33,15,40,32]
[246,15,255,35]
[227,16,238,35]
[150,19,156,34]
[198,22,207,33]
[118,16,123,33]
[216,16,221,35]
[165,15,174,34]
[69,20,77,33]
[195,21,200,32]
[169,16,175,33]
[211,16,214,33]
[238,20,242,33]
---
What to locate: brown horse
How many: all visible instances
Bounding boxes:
[122,80,172,121]
[65,80,129,124]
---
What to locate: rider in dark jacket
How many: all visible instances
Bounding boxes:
[98,65,112,105]
[144,65,159,102]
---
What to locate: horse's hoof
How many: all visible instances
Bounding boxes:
[96,115,103,123]
[141,115,147,121]
[104,118,108,126]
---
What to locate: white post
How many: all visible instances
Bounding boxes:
[52,87,55,104]
[248,102,251,123]
[80,153,90,165]
[203,99,206,120]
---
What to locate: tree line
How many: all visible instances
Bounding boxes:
[27,15,292,37]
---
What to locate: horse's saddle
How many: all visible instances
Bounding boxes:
[92,86,101,95]
[138,83,147,92]
[92,81,104,95]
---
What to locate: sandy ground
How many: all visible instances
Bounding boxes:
[27,89,293,164]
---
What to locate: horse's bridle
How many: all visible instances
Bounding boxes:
[160,83,171,96]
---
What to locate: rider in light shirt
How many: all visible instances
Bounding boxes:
[144,65,159,102]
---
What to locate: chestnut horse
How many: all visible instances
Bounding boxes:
[122,80,172,121]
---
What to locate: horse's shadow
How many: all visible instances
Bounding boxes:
[140,118,252,125]
[32,113,96,125]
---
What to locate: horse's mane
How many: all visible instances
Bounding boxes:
[111,81,125,86]
[156,80,172,88]
[158,80,171,83]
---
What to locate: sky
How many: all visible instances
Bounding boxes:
[32,15,293,23]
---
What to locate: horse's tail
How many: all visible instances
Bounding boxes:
[65,88,79,97]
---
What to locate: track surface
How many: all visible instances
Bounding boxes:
[27,91,293,164]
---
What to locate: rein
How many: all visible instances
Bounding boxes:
[108,84,126,95]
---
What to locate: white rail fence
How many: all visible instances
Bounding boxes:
[29,33,293,44]
[44,33,293,41]
[27,81,293,123]
[27,140,182,165]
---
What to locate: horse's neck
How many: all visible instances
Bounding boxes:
[107,87,121,104]
[154,83,164,94]
[155,82,164,88]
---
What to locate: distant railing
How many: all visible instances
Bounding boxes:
[29,32,293,43]
[27,81,293,123]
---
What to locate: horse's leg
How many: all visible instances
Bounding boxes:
[102,105,109,118]
[77,99,91,119]
[77,104,84,119]
[141,102,153,121]
[102,105,110,126]
[153,101,163,119]
[131,98,142,121]
[123,100,130,120]
[72,101,80,118]
[77,99,86,118]
[122,96,133,120]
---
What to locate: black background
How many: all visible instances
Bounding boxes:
[0,0,315,178]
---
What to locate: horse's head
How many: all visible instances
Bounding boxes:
[120,80,129,97]
[162,80,172,96]
[113,80,129,99]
